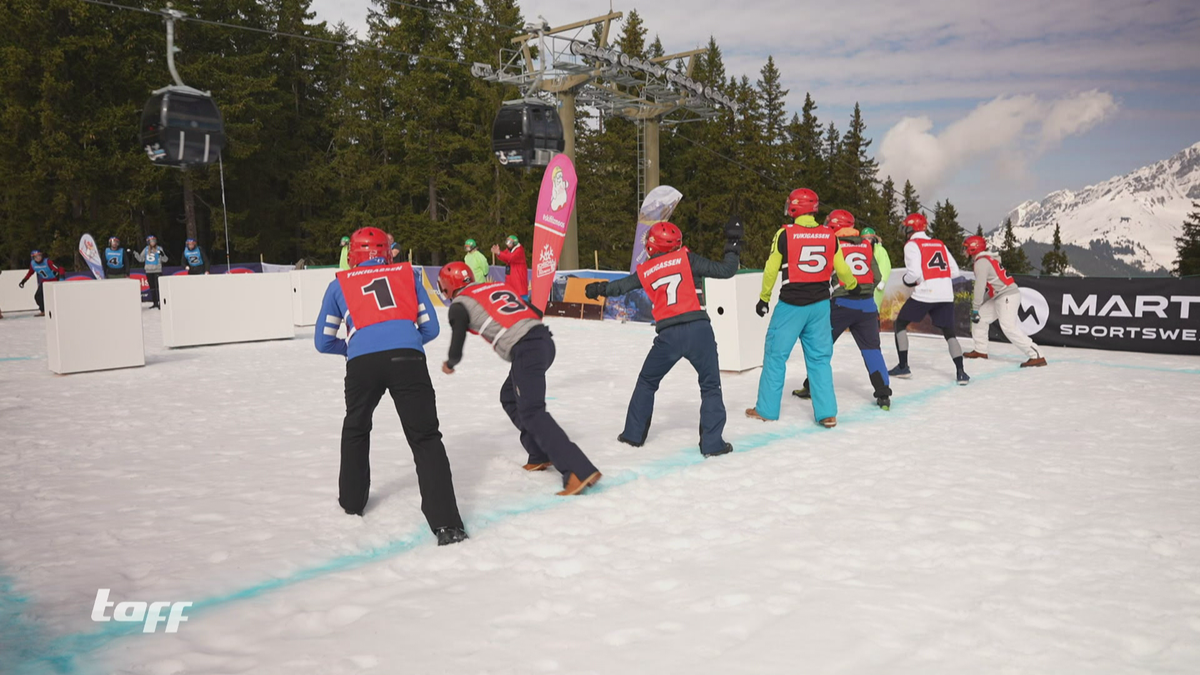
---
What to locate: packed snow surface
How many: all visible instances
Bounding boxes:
[2,309,1199,674]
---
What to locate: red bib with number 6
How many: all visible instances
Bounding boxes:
[459,282,540,334]
[785,224,838,284]
[838,240,875,287]
[637,248,701,322]
[917,239,952,280]
[337,263,419,330]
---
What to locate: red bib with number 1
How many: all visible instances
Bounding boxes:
[337,263,419,330]
[637,248,702,322]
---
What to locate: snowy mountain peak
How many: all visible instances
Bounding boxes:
[991,142,1200,274]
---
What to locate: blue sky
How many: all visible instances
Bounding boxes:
[311,0,1200,229]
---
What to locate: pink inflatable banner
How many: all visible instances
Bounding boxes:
[530,154,577,312]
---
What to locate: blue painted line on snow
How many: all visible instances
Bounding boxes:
[5,367,1015,674]
[0,356,35,362]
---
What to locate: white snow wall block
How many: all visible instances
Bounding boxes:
[291,268,339,327]
[160,273,295,348]
[704,272,781,372]
[1,269,41,312]
[45,279,145,374]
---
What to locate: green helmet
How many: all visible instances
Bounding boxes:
[506,235,519,244]
[860,227,876,236]
[340,236,350,245]
[465,238,477,249]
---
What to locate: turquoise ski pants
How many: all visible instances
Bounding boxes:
[755,299,837,421]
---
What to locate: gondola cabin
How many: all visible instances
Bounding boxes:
[140,86,226,167]
[491,100,564,168]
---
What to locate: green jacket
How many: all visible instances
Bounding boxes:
[338,246,350,270]
[464,250,490,283]
[873,244,891,309]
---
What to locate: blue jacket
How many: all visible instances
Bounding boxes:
[314,258,439,359]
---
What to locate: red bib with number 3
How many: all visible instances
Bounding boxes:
[838,240,875,287]
[917,239,952,280]
[459,282,540,333]
[785,224,838,284]
[985,256,1015,297]
[337,263,419,330]
[637,248,702,322]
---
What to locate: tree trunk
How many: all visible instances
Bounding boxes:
[183,171,198,242]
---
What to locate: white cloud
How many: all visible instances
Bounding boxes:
[877,91,1119,192]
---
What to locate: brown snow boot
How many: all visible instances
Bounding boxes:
[819,417,837,428]
[745,408,774,421]
[963,350,988,359]
[522,462,553,472]
[557,471,601,496]
[1020,357,1048,368]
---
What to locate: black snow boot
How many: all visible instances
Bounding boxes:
[435,527,469,546]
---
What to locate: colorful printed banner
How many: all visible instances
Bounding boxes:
[530,154,578,312]
[629,186,683,273]
[78,234,104,280]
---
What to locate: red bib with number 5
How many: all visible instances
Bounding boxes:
[838,240,875,287]
[459,282,540,333]
[917,239,952,280]
[337,263,419,330]
[785,224,838,284]
[637,248,701,322]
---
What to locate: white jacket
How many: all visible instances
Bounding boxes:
[901,232,960,304]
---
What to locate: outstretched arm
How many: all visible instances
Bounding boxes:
[445,302,470,370]
[688,251,739,279]
[314,284,347,356]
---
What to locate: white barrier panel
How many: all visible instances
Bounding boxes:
[45,279,144,374]
[705,272,780,372]
[160,273,294,348]
[0,269,39,312]
[291,268,338,326]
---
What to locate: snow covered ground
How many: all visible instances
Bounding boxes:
[2,308,1200,675]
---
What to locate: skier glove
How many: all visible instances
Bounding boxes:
[756,299,770,317]
[585,281,608,300]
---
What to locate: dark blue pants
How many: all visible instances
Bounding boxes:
[830,298,891,398]
[500,327,598,484]
[623,319,727,455]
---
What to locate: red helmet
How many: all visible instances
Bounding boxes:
[347,227,390,267]
[825,209,855,230]
[437,261,475,298]
[645,221,683,255]
[964,235,988,257]
[903,213,928,232]
[786,188,819,218]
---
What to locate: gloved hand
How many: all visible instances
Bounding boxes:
[585,281,608,300]
[19,280,26,289]
[970,309,981,324]
[847,283,864,297]
[723,239,741,255]
[756,299,770,317]
[724,215,744,242]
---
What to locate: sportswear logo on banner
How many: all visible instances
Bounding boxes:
[1018,287,1050,335]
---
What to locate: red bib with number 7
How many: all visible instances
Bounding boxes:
[838,239,875,287]
[785,224,838,284]
[458,282,540,333]
[637,248,701,323]
[917,239,952,280]
[337,263,419,330]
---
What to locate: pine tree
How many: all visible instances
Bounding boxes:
[999,217,1034,274]
[975,224,984,237]
[1040,223,1071,275]
[932,199,965,265]
[1174,202,1200,276]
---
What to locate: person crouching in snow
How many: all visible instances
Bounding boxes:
[584,219,742,457]
[439,262,601,495]
[962,236,1047,367]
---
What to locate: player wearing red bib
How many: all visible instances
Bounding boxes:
[315,227,467,546]
[888,213,970,385]
[585,219,742,457]
[962,236,1047,367]
[747,189,858,427]
[439,264,602,496]
[792,211,893,410]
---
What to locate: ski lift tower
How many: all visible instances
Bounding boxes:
[473,12,737,268]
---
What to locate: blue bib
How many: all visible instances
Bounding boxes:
[145,248,160,264]
[105,248,125,269]
[184,248,205,266]
[32,259,55,280]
